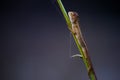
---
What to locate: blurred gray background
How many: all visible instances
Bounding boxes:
[1,0,120,80]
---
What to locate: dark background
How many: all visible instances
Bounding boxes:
[1,0,120,80]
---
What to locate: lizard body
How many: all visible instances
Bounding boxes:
[68,11,86,57]
[68,11,94,75]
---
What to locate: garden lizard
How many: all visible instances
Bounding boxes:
[68,11,94,75]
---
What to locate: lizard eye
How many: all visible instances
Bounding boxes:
[73,13,76,16]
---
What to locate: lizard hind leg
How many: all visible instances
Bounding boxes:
[69,32,82,59]
[71,54,83,58]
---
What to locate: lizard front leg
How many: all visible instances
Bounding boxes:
[68,26,77,35]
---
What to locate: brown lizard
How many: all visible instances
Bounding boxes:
[68,11,95,76]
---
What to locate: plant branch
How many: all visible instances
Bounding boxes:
[56,0,97,80]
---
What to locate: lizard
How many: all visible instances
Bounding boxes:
[68,11,95,76]
[68,11,85,58]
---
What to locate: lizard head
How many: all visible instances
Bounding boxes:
[68,11,79,23]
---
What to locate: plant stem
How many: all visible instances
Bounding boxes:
[56,0,97,80]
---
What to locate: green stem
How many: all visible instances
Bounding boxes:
[57,0,71,28]
[56,0,97,80]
